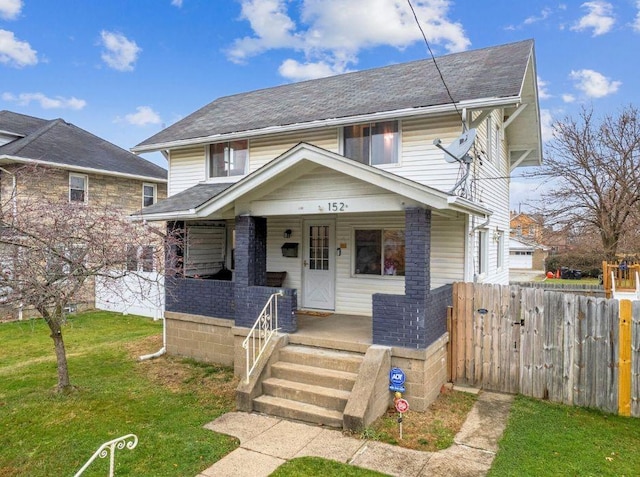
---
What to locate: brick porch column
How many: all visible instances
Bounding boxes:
[372,207,432,348]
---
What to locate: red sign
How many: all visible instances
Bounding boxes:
[395,398,409,413]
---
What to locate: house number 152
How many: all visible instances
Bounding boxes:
[328,202,346,212]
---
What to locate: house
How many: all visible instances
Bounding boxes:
[132,40,542,428]
[0,110,168,316]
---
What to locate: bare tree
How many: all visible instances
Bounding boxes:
[532,105,640,259]
[0,165,175,392]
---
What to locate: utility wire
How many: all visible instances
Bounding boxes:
[406,0,465,130]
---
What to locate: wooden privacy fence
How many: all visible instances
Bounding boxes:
[449,282,640,417]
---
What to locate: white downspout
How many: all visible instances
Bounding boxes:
[139,314,166,361]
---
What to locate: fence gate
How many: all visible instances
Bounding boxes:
[450,282,523,394]
[448,282,638,417]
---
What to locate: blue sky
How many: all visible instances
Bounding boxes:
[2,0,639,209]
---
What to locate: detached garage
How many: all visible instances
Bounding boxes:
[509,237,548,271]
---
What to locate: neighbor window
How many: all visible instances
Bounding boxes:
[344,121,399,165]
[209,140,248,177]
[354,229,405,276]
[142,183,157,207]
[69,173,88,203]
[126,245,155,272]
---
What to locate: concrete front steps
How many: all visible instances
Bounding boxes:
[252,344,364,428]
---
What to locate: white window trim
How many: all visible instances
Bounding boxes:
[69,173,88,204]
[350,226,405,279]
[477,229,488,276]
[340,120,402,168]
[495,229,504,271]
[142,182,157,208]
[206,139,250,179]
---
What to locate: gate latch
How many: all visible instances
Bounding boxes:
[513,319,525,326]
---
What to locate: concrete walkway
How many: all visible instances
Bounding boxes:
[197,391,513,477]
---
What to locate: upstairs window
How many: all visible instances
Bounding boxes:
[344,121,399,165]
[69,173,88,203]
[126,245,155,272]
[209,140,248,177]
[142,183,157,207]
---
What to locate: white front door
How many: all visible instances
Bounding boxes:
[302,220,335,310]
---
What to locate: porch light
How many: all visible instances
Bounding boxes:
[283,229,292,238]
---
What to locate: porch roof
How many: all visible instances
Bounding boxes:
[132,143,493,221]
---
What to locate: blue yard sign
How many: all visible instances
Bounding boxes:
[389,367,406,392]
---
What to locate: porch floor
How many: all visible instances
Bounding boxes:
[291,313,372,353]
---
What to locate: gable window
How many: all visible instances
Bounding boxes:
[209,140,248,177]
[69,173,88,203]
[344,121,399,165]
[142,183,157,207]
[354,229,405,276]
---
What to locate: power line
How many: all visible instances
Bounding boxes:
[406,0,464,129]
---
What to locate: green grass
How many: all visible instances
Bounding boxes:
[0,311,238,477]
[271,457,387,476]
[489,395,640,476]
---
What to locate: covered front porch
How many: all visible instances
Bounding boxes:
[146,143,490,352]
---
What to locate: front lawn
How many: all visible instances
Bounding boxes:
[490,395,640,476]
[0,311,238,477]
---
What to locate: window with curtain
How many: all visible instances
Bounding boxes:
[344,121,399,165]
[209,140,248,177]
[354,229,405,276]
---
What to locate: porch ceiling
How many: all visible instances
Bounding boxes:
[132,143,493,222]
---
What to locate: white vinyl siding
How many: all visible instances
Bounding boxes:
[267,212,466,316]
[430,215,466,288]
[249,128,338,171]
[168,146,206,196]
[399,114,464,191]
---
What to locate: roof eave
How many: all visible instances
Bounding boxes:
[0,154,167,183]
[132,96,523,154]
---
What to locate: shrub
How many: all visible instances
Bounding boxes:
[546,253,603,278]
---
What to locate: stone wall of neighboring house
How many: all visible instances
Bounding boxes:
[0,164,166,214]
[0,164,166,320]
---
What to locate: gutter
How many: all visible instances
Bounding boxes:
[0,155,167,183]
[132,96,523,154]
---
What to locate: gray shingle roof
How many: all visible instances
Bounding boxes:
[136,40,534,149]
[137,182,233,215]
[0,111,167,180]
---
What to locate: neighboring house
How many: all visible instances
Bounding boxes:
[509,237,549,271]
[0,110,168,317]
[132,40,542,426]
[510,211,544,242]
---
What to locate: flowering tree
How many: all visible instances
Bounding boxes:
[0,165,176,392]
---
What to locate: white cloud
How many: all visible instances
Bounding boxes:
[99,31,141,72]
[571,1,615,36]
[0,0,22,19]
[171,0,183,7]
[227,0,470,81]
[524,8,552,25]
[569,69,621,98]
[0,29,37,67]
[540,108,554,143]
[562,93,576,103]
[537,76,551,100]
[122,106,162,126]
[2,92,86,109]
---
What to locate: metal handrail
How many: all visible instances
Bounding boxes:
[73,434,138,477]
[242,291,283,383]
